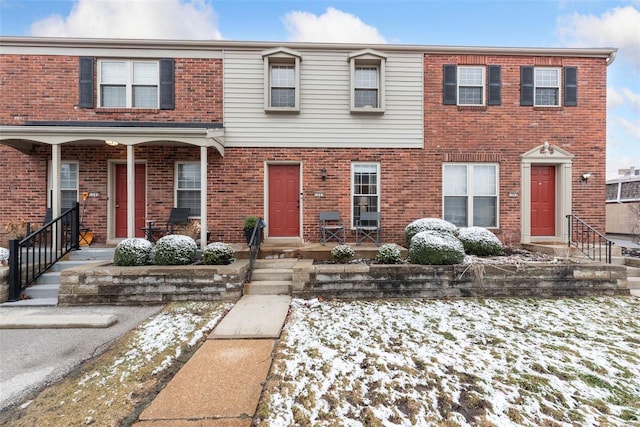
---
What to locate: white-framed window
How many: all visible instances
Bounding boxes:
[349,49,386,113]
[98,59,159,108]
[262,47,301,112]
[48,161,79,210]
[458,66,485,106]
[443,163,498,228]
[534,67,561,107]
[176,162,201,217]
[351,163,380,227]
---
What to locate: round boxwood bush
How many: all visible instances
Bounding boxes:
[154,234,197,265]
[376,243,403,264]
[405,218,458,247]
[458,227,504,257]
[113,238,152,266]
[331,244,355,264]
[409,230,465,265]
[202,242,236,265]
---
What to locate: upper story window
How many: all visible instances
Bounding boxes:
[521,66,577,107]
[98,60,159,108]
[79,57,174,110]
[262,47,301,112]
[443,64,501,106]
[349,49,387,113]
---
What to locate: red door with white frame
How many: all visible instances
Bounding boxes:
[268,165,300,237]
[115,164,146,238]
[531,165,555,236]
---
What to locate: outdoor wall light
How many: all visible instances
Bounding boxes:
[581,173,592,181]
[320,167,327,180]
[104,140,119,147]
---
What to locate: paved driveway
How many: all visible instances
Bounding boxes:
[0,305,163,411]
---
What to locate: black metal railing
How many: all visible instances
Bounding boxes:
[566,214,612,263]
[246,218,265,283]
[8,203,80,301]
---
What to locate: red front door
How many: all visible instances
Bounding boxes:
[115,164,146,238]
[531,165,555,236]
[268,165,300,237]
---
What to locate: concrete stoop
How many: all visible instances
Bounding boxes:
[243,259,295,296]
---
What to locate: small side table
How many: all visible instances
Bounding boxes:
[141,221,161,243]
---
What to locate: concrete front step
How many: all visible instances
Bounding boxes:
[67,247,115,261]
[626,266,640,277]
[1,297,58,307]
[244,280,292,295]
[23,283,59,299]
[253,258,298,269]
[628,277,640,290]
[251,268,293,282]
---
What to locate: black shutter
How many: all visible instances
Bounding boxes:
[159,58,175,110]
[443,64,457,105]
[488,65,501,106]
[78,57,94,108]
[564,66,577,107]
[520,66,534,106]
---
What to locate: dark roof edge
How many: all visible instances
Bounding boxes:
[22,121,223,129]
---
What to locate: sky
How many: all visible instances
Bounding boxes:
[0,0,638,178]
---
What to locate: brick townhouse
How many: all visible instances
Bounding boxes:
[0,37,616,248]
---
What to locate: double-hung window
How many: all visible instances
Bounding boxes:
[48,161,78,210]
[262,47,301,112]
[349,49,386,113]
[351,163,380,227]
[443,164,498,228]
[176,162,201,217]
[534,68,561,106]
[98,60,159,108]
[457,66,485,106]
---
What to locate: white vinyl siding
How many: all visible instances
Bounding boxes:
[443,164,498,228]
[224,49,423,148]
[176,162,201,217]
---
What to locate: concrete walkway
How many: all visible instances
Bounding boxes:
[134,295,292,426]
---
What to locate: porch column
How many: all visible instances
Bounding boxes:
[127,145,136,238]
[200,146,208,250]
[51,144,61,218]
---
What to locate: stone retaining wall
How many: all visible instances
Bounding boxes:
[58,261,247,305]
[293,262,629,300]
[0,267,8,302]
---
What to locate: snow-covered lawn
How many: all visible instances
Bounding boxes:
[258,297,640,426]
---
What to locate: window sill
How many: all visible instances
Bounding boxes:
[456,105,487,111]
[265,107,300,114]
[97,108,160,113]
[532,106,563,111]
[350,107,385,115]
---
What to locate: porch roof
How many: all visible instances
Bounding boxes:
[0,122,225,157]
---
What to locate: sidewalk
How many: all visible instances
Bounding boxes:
[134,295,292,426]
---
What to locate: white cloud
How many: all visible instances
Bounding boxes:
[29,0,222,40]
[283,7,386,43]
[557,6,640,65]
[607,86,625,109]
[623,87,640,110]
[617,116,640,139]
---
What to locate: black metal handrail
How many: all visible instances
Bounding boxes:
[246,217,265,283]
[8,203,80,301]
[566,214,612,263]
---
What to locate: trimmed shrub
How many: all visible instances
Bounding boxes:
[458,227,504,257]
[202,242,236,265]
[154,234,197,265]
[376,243,403,264]
[409,230,465,265]
[331,244,355,264]
[0,247,9,266]
[113,238,153,266]
[405,218,458,247]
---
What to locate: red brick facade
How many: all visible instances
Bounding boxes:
[0,46,610,247]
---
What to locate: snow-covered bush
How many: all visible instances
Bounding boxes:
[331,244,355,264]
[404,218,458,247]
[202,242,235,265]
[409,230,465,265]
[376,243,403,264]
[113,238,153,266]
[458,227,504,257]
[154,234,197,265]
[0,247,9,266]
